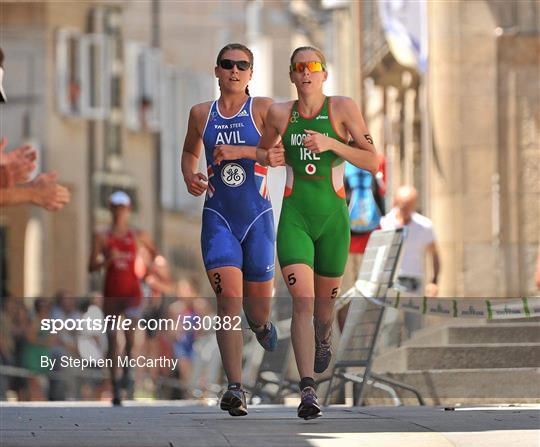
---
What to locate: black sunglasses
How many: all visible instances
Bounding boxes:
[218,59,251,71]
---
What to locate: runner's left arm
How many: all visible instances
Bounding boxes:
[213,97,274,165]
[256,103,286,167]
[303,97,378,174]
[213,145,259,165]
[137,230,158,259]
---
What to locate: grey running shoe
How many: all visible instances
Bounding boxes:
[255,321,278,351]
[297,386,322,420]
[220,387,248,417]
[246,314,278,351]
[314,327,332,373]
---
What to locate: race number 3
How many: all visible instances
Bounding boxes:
[213,272,223,295]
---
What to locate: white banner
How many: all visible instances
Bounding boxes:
[378,0,428,73]
[351,280,540,320]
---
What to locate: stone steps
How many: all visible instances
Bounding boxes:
[365,367,540,405]
[408,343,540,370]
[375,343,540,371]
[368,320,540,404]
[448,323,540,344]
[400,322,540,347]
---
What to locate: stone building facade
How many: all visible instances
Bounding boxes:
[360,0,539,297]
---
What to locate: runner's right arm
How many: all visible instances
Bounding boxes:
[88,232,103,272]
[88,232,114,272]
[181,103,210,197]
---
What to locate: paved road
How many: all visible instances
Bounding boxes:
[1,402,539,447]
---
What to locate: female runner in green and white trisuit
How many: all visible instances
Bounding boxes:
[256,46,378,419]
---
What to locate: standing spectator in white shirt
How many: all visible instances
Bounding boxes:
[380,186,440,338]
[381,185,440,298]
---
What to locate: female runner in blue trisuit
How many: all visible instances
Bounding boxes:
[181,43,284,416]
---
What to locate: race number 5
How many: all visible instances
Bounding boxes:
[288,273,297,286]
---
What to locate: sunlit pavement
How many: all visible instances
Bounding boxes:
[1,402,539,447]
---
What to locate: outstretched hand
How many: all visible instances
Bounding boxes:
[31,171,71,211]
[0,138,37,185]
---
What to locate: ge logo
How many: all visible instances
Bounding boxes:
[290,111,299,124]
[221,163,246,187]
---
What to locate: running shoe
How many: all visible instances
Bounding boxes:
[297,386,322,420]
[220,387,248,417]
[112,380,122,406]
[246,315,278,351]
[314,327,332,373]
[120,367,133,389]
[255,321,278,351]
[123,370,135,399]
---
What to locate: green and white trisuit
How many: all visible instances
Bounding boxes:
[277,96,350,277]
